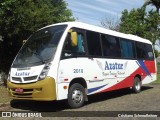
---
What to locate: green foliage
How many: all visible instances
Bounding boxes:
[154,49,159,58]
[0,0,74,72]
[0,0,74,39]
[120,8,146,36]
[119,7,160,45]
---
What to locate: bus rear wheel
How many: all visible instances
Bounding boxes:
[133,77,141,93]
[68,83,85,108]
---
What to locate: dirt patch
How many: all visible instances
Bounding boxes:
[0,103,11,111]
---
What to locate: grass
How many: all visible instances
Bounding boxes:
[0,86,11,104]
[154,63,160,83]
[154,73,160,83]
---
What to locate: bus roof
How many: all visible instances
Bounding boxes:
[42,21,152,45]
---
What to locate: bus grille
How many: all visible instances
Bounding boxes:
[12,77,21,82]
[12,75,38,82]
[23,76,38,81]
[9,88,33,98]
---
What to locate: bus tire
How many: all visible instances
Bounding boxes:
[133,77,141,93]
[68,83,85,108]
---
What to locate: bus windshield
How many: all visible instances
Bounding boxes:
[12,25,67,67]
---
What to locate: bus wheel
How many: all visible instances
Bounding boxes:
[133,77,141,93]
[68,83,85,108]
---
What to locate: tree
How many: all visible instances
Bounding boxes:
[100,16,120,31]
[0,0,74,72]
[119,7,160,45]
[119,7,146,37]
[144,0,160,14]
[144,10,160,44]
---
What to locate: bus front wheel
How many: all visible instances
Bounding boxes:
[133,77,141,93]
[68,83,85,108]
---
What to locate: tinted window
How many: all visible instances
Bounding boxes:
[120,38,136,58]
[136,42,146,58]
[146,44,154,59]
[86,31,102,56]
[101,35,121,57]
[62,29,86,57]
[135,42,154,59]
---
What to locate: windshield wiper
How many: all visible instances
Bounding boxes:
[32,51,46,64]
[24,45,45,64]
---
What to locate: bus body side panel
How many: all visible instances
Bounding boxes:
[98,60,156,93]
[86,58,136,94]
[57,52,153,98]
[57,57,107,100]
[57,57,156,100]
[139,60,157,84]
[59,58,156,98]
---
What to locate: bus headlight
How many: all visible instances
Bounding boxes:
[39,63,51,80]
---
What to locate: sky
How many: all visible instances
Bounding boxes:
[65,0,145,26]
[65,0,160,51]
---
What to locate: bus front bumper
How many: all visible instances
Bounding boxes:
[7,77,56,101]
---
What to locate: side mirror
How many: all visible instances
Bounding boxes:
[71,32,78,47]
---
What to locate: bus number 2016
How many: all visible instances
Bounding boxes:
[73,69,83,73]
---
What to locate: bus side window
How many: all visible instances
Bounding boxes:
[135,42,154,60]
[101,35,111,56]
[86,30,102,56]
[145,44,154,59]
[120,38,136,58]
[71,33,85,53]
[135,42,146,59]
[102,35,121,58]
[62,31,85,57]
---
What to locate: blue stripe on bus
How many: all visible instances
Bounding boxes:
[136,60,151,77]
[88,84,107,94]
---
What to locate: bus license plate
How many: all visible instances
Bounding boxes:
[15,88,23,93]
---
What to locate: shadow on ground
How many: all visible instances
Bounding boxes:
[10,86,153,112]
[10,99,68,112]
[87,86,153,104]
